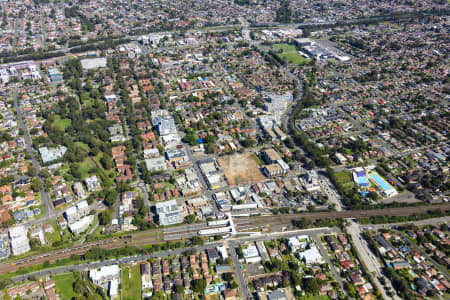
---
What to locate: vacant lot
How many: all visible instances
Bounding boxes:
[121,265,142,300]
[54,273,79,299]
[218,153,266,186]
[273,43,309,65]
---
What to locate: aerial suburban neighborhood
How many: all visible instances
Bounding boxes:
[0,0,448,299]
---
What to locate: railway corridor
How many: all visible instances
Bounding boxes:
[2,203,449,275]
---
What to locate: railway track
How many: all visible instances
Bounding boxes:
[1,204,447,275]
[0,236,133,274]
[250,204,450,226]
[0,221,254,274]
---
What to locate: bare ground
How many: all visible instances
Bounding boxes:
[218,153,266,186]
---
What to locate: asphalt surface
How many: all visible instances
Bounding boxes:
[347,221,399,300]
[394,230,450,279]
[13,86,54,218]
[228,241,249,300]
[40,7,47,50]
[311,234,345,292]
[12,227,337,287]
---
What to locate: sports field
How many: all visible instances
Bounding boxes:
[273,43,309,64]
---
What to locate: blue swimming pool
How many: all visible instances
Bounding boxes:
[369,173,391,191]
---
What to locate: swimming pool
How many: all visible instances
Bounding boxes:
[369,173,392,191]
[357,176,369,186]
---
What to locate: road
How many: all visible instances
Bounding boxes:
[40,7,47,50]
[12,16,19,52]
[228,241,249,300]
[319,174,344,211]
[311,233,345,292]
[182,142,220,214]
[11,227,337,284]
[13,86,54,218]
[347,221,399,300]
[364,216,449,230]
[3,202,449,272]
[394,230,450,279]
[251,203,450,225]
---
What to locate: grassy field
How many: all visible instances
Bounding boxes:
[80,92,95,107]
[77,157,95,179]
[273,43,309,65]
[334,170,354,193]
[121,265,142,300]
[93,152,116,179]
[45,221,61,245]
[334,171,352,185]
[75,141,90,152]
[53,115,72,132]
[54,273,79,299]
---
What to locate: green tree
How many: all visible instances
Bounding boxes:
[104,189,118,207]
[0,277,12,289]
[192,279,206,294]
[303,277,319,294]
[230,281,238,289]
[175,285,184,294]
[31,178,42,192]
[99,210,112,225]
[100,154,114,170]
[222,272,234,282]
[191,236,204,246]
[205,143,215,154]
[69,164,82,180]
[186,214,196,224]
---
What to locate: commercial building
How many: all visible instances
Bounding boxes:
[243,244,261,264]
[165,146,188,163]
[155,200,182,226]
[89,265,120,285]
[69,215,93,235]
[84,175,100,191]
[266,289,288,300]
[263,92,293,113]
[151,110,177,136]
[145,156,167,172]
[297,245,324,264]
[76,200,90,217]
[73,182,87,200]
[9,226,30,256]
[39,146,67,164]
[287,236,308,252]
[157,118,177,136]
[262,149,282,164]
[64,206,79,224]
[263,164,285,177]
[81,57,107,70]
[109,279,119,299]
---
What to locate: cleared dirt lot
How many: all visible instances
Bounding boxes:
[218,153,266,186]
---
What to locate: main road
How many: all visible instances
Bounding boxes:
[1,202,449,275]
[13,86,54,218]
[347,221,400,300]
[11,227,336,284]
